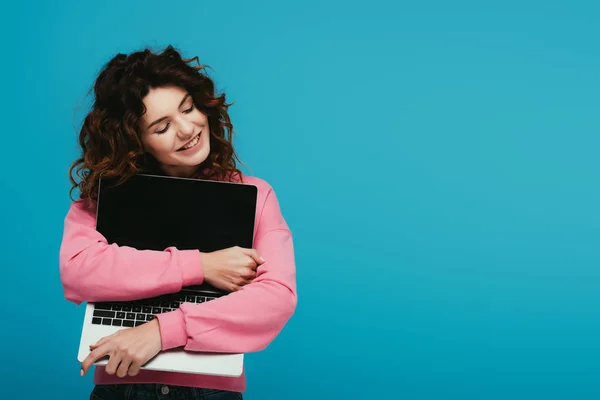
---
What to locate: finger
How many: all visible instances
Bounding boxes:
[241,248,264,265]
[116,356,132,378]
[239,271,256,284]
[104,350,122,376]
[81,345,111,376]
[244,269,257,280]
[240,276,257,287]
[241,278,253,286]
[128,362,141,377]
[90,334,112,350]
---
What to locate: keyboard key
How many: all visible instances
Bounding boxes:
[134,321,144,327]
[186,296,195,303]
[126,313,135,320]
[146,315,155,321]
[93,310,116,318]
[102,318,112,326]
[122,305,132,312]
[136,314,145,320]
[112,319,122,327]
[92,317,102,325]
[122,320,134,327]
[116,312,126,319]
[142,306,152,313]
[111,304,122,311]
[163,308,173,313]
[160,301,170,308]
[133,305,142,313]
[171,301,180,308]
[197,297,205,303]
[152,307,161,314]
[95,303,112,310]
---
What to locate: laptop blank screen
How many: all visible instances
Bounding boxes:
[96,174,257,254]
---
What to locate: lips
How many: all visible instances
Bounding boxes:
[177,133,200,151]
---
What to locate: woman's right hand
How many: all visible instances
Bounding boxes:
[201,246,265,292]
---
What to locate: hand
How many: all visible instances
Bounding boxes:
[201,246,265,292]
[80,319,162,378]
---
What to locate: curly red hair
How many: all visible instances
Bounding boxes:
[69,45,243,201]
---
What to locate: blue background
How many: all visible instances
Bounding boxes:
[2,0,599,399]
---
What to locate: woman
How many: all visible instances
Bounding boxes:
[59,45,297,400]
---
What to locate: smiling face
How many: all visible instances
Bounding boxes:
[140,85,211,177]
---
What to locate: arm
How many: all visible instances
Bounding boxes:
[59,198,204,304]
[155,185,297,353]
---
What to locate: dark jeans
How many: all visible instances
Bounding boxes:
[90,384,243,400]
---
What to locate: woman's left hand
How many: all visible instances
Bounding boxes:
[81,319,163,377]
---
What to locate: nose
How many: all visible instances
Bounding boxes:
[176,117,195,139]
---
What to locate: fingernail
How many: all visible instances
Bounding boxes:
[260,257,265,263]
[80,369,84,376]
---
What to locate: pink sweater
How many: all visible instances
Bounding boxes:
[59,175,297,393]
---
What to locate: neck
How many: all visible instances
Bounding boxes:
[159,164,199,179]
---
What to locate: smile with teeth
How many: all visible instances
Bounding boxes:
[179,133,200,151]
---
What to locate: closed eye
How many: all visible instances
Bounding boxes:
[156,123,170,134]
[156,105,195,134]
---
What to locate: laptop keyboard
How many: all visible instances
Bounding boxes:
[91,292,218,327]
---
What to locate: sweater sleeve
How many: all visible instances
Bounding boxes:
[155,185,297,353]
[59,198,204,305]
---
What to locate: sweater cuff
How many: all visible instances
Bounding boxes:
[179,249,204,286]
[156,308,188,350]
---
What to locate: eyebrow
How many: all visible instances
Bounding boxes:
[146,94,191,129]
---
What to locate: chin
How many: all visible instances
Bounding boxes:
[153,136,211,174]
[180,145,210,166]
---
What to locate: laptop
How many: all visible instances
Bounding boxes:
[76,173,258,377]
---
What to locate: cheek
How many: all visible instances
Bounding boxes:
[142,136,171,158]
[195,109,208,121]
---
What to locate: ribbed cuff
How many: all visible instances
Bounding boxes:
[179,249,204,286]
[156,308,188,350]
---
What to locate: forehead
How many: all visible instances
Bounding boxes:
[143,86,189,116]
